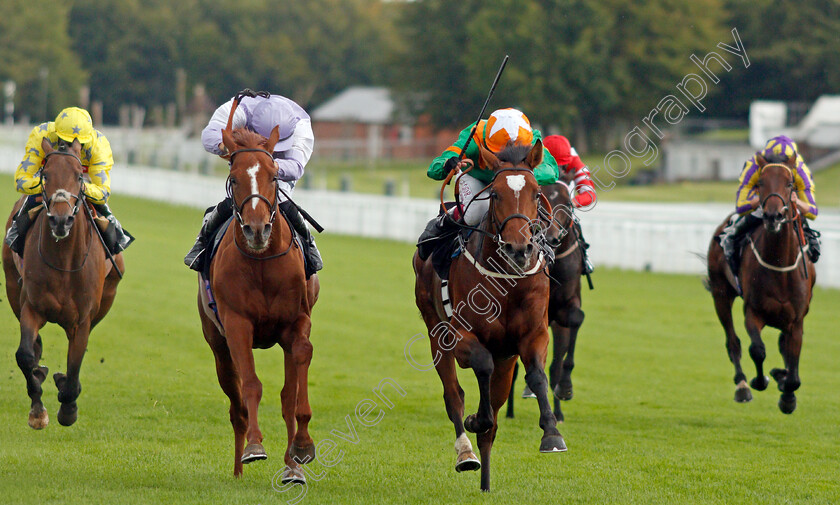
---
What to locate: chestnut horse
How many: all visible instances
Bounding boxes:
[198,126,319,482]
[2,138,124,429]
[507,179,585,422]
[707,154,815,414]
[413,140,566,492]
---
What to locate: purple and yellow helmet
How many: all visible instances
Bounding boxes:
[761,135,798,162]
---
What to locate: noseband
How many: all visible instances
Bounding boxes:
[40,150,85,219]
[226,148,278,225]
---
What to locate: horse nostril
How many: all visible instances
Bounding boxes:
[263,223,272,239]
[48,215,57,227]
[525,243,534,255]
[242,224,253,238]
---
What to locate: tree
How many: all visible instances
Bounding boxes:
[0,0,86,120]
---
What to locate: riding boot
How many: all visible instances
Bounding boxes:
[279,200,322,279]
[91,202,135,254]
[184,198,234,271]
[573,217,594,274]
[720,213,761,277]
[417,213,461,261]
[5,195,42,255]
[802,220,821,263]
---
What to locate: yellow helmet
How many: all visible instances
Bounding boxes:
[54,107,94,144]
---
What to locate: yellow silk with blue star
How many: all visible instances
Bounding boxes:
[15,122,114,204]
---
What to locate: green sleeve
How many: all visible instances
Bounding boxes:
[427,122,478,181]
[532,129,559,186]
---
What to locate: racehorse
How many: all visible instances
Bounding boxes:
[707,154,815,414]
[413,140,566,492]
[2,138,124,429]
[506,179,585,422]
[197,126,319,481]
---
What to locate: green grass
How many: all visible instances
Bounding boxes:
[1,191,839,504]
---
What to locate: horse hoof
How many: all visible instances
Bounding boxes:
[57,403,77,426]
[770,368,788,392]
[32,366,49,385]
[28,407,49,430]
[734,386,753,403]
[242,443,268,464]
[455,451,481,472]
[554,383,573,401]
[291,443,316,465]
[521,386,536,399]
[539,434,567,453]
[464,414,492,434]
[280,466,306,485]
[750,376,769,391]
[778,394,797,415]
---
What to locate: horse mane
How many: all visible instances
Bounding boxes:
[495,143,533,166]
[230,128,267,149]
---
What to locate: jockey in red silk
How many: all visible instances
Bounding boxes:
[720,135,821,280]
[543,135,595,274]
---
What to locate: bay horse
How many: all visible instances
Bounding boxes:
[2,138,124,429]
[197,126,319,482]
[707,154,815,414]
[507,179,585,422]
[413,140,566,492]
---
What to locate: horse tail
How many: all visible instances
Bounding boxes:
[691,251,712,292]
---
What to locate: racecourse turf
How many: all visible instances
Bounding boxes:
[1,192,839,505]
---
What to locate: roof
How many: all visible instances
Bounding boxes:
[311,86,394,124]
[794,95,840,148]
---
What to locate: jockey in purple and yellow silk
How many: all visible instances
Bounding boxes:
[720,135,820,277]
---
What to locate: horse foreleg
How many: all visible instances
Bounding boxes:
[16,303,48,429]
[774,326,803,414]
[477,357,516,492]
[744,308,769,392]
[712,287,751,402]
[548,321,570,422]
[225,317,265,463]
[520,342,566,454]
[54,319,91,427]
[289,318,315,467]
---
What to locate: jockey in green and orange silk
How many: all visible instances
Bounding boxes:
[5,107,133,255]
[427,108,559,226]
[720,135,820,278]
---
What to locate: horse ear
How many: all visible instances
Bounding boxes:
[478,143,500,170]
[221,129,236,156]
[264,125,280,153]
[526,139,544,169]
[41,137,54,155]
[786,152,797,169]
[755,153,767,169]
[70,138,82,156]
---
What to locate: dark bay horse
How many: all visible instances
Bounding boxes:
[507,179,585,422]
[707,154,815,414]
[413,140,566,492]
[2,138,124,429]
[198,126,319,482]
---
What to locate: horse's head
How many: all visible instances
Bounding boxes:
[756,153,797,234]
[479,140,543,269]
[542,179,574,249]
[40,137,85,240]
[223,126,281,252]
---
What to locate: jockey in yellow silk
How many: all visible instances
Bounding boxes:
[5,107,133,254]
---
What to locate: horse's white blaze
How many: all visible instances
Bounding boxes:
[506,174,526,193]
[454,432,473,455]
[246,164,260,209]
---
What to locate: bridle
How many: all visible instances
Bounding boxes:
[226,148,279,226]
[37,148,93,272]
[40,150,85,220]
[225,146,294,261]
[758,163,796,225]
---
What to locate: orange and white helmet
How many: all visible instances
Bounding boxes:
[483,108,533,153]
